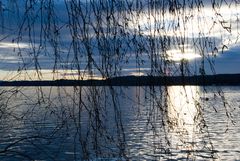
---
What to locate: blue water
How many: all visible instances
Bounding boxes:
[0,86,239,160]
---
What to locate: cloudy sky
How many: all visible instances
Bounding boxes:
[0,0,239,80]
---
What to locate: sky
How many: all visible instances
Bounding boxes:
[0,0,240,80]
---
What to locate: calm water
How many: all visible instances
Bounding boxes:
[0,86,239,160]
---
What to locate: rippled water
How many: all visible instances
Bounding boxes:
[0,86,239,160]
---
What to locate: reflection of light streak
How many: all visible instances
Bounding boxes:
[167,86,200,151]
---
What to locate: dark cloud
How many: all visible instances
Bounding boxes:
[0,0,239,78]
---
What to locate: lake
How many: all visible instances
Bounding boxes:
[0,86,239,160]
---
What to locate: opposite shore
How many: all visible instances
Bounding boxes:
[0,74,240,86]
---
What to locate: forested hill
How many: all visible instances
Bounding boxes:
[1,74,240,86]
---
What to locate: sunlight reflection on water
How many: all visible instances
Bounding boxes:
[167,86,200,154]
[0,86,239,160]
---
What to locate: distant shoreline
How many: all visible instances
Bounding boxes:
[1,74,240,86]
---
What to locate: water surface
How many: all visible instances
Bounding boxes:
[0,86,239,160]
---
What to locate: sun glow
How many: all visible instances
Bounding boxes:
[132,4,240,60]
[166,49,201,61]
